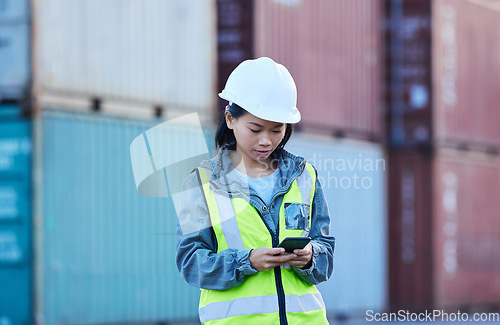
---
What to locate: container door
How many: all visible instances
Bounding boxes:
[0,109,32,325]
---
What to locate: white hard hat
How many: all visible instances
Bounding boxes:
[219,57,301,124]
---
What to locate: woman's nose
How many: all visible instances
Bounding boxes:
[259,134,272,146]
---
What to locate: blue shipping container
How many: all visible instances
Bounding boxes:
[39,110,215,324]
[0,22,29,100]
[0,104,33,325]
[287,134,388,316]
[0,0,29,22]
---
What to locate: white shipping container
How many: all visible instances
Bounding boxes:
[286,134,388,316]
[35,0,216,112]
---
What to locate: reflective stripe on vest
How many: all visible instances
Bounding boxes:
[199,293,325,324]
[213,192,245,250]
[196,167,245,250]
[295,164,314,236]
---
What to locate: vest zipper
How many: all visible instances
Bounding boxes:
[256,196,288,325]
[273,228,288,325]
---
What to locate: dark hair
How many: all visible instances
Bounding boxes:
[215,103,294,158]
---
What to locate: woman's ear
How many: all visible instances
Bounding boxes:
[225,111,234,129]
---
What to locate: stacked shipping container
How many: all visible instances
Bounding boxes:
[35,0,386,323]
[255,0,384,140]
[387,0,500,311]
[29,0,218,323]
[432,0,500,150]
[35,0,216,118]
[36,111,213,324]
[216,0,254,113]
[0,106,33,325]
[0,0,30,101]
[0,0,32,323]
[389,150,500,310]
[2,0,456,322]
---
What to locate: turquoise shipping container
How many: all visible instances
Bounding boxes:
[0,104,33,325]
[286,133,388,317]
[37,110,214,324]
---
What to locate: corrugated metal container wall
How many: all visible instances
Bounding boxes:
[432,0,500,149]
[38,110,214,324]
[287,134,387,316]
[384,0,433,148]
[36,0,216,112]
[216,0,254,114]
[254,0,383,140]
[389,150,500,310]
[433,150,500,309]
[388,152,433,311]
[0,105,33,325]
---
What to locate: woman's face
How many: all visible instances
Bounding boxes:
[226,111,286,168]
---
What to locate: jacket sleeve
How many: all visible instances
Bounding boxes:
[175,172,258,290]
[291,173,335,284]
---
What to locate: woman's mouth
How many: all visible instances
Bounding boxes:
[255,150,271,156]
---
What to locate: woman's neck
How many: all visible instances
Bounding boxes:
[229,151,277,178]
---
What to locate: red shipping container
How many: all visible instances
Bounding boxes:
[432,0,500,149]
[388,152,434,310]
[389,149,500,310]
[433,149,500,308]
[384,0,433,148]
[216,0,254,114]
[254,0,383,140]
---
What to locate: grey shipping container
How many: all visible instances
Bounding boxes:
[34,110,216,324]
[286,133,388,316]
[35,0,216,114]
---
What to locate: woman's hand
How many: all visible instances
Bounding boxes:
[286,243,313,269]
[249,247,297,272]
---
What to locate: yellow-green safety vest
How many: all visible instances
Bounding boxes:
[196,163,328,325]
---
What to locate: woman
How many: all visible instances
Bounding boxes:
[176,57,335,324]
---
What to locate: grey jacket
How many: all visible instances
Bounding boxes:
[175,145,335,290]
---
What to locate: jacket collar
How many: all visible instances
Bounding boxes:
[199,144,305,199]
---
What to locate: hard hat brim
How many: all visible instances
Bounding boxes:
[219,92,301,124]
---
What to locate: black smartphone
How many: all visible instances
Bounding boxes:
[278,237,311,253]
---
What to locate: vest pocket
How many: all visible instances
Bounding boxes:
[284,203,310,231]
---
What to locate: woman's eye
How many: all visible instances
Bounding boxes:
[250,129,260,133]
[272,130,282,134]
